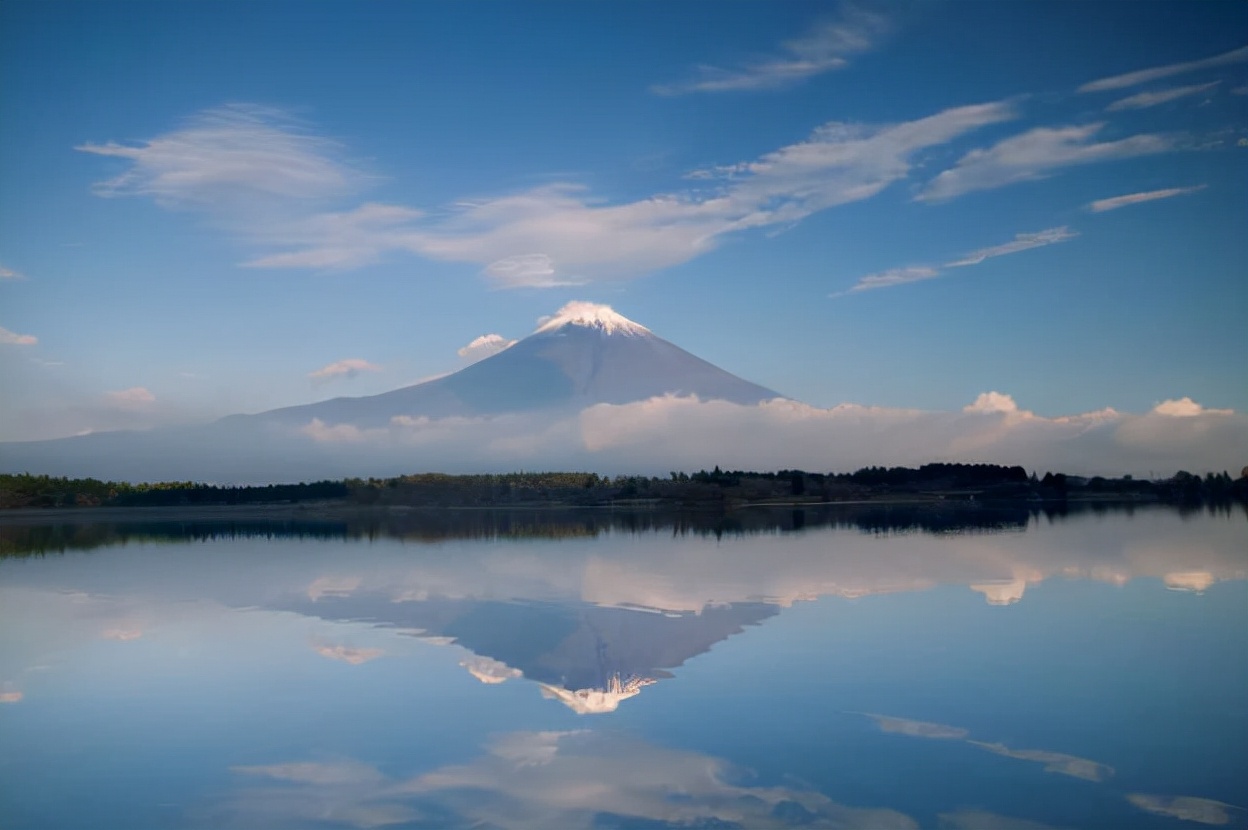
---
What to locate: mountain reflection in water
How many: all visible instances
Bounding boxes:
[0,503,1245,829]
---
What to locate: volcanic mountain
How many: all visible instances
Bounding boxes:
[0,302,783,481]
[241,301,780,428]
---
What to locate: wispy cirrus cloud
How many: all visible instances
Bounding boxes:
[840,227,1076,295]
[218,101,1011,284]
[841,266,940,295]
[919,123,1176,202]
[945,227,1078,266]
[1106,80,1220,111]
[0,265,26,280]
[1087,184,1206,213]
[457,334,516,364]
[76,104,360,211]
[0,325,37,346]
[652,5,890,95]
[242,203,424,270]
[308,358,381,383]
[1078,44,1248,93]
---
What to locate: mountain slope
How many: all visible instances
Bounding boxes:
[0,302,784,481]
[243,301,781,428]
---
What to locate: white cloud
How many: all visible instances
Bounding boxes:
[653,5,891,94]
[843,266,940,294]
[480,253,587,287]
[1087,185,1206,213]
[457,334,517,363]
[410,102,1014,284]
[301,418,368,443]
[963,391,1025,415]
[1078,44,1248,93]
[76,104,359,210]
[0,325,37,346]
[90,102,1012,285]
[0,265,25,280]
[841,227,1077,295]
[1152,397,1233,417]
[945,227,1078,266]
[283,393,1243,480]
[1106,80,1221,111]
[242,203,424,270]
[103,387,156,407]
[919,123,1176,202]
[308,358,382,382]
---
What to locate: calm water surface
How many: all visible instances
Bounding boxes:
[1,504,1245,829]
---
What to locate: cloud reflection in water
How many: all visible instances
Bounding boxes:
[225,730,918,829]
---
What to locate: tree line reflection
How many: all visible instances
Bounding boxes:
[3,500,1243,557]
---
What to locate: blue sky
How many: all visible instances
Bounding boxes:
[1,0,1246,443]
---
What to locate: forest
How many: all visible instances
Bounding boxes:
[1,463,1244,510]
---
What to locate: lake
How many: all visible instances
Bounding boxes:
[1,503,1245,829]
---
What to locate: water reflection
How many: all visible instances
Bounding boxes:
[1126,795,1240,826]
[860,713,1241,826]
[284,589,777,712]
[1,504,1245,829]
[967,742,1114,783]
[862,713,969,739]
[862,713,1114,782]
[3,504,1246,714]
[219,730,919,830]
[938,810,1068,830]
[11,500,1244,557]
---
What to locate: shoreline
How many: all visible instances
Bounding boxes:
[0,493,1173,526]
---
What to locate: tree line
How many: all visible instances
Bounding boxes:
[1,464,1245,510]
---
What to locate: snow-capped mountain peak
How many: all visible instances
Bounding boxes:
[534,301,651,336]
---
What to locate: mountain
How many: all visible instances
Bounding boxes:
[0,302,783,481]
[238,301,780,428]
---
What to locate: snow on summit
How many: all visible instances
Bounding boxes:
[535,301,651,336]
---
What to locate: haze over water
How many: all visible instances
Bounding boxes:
[1,504,1245,829]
